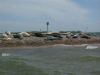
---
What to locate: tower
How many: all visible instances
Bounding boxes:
[46,21,49,33]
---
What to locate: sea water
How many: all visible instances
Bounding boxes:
[0,45,100,75]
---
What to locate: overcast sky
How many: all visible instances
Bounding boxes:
[0,0,100,32]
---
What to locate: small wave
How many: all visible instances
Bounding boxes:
[52,44,87,47]
[86,45,98,49]
[1,53,11,57]
[81,44,88,46]
[51,44,100,49]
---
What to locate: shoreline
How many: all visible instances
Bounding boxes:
[0,37,100,49]
[0,43,100,49]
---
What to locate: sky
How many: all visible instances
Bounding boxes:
[0,0,100,32]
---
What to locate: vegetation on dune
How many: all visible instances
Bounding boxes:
[34,32,44,37]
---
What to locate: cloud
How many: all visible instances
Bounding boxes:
[0,0,92,32]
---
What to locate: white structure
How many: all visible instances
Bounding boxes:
[0,32,13,40]
[19,32,30,37]
[2,33,8,38]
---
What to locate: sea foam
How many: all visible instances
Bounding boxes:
[1,53,11,57]
[86,45,98,49]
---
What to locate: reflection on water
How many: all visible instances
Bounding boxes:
[0,45,100,75]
